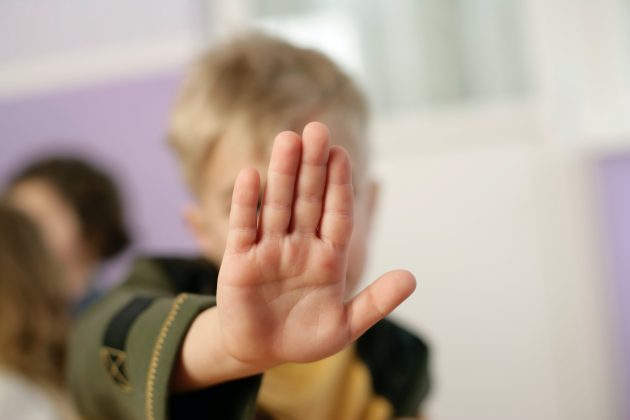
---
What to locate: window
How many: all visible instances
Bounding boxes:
[210,0,531,115]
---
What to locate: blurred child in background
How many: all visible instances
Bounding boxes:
[0,202,78,420]
[6,156,131,314]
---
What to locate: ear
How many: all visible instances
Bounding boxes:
[182,204,216,256]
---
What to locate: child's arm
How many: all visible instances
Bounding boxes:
[68,258,229,420]
[68,122,416,420]
[171,122,416,390]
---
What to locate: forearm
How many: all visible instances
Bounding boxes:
[170,307,268,392]
[70,289,213,419]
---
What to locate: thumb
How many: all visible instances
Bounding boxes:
[345,270,416,342]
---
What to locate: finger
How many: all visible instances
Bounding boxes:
[345,270,416,342]
[318,146,353,248]
[225,168,260,254]
[260,131,301,237]
[291,122,330,234]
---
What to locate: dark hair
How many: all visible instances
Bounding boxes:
[9,157,130,259]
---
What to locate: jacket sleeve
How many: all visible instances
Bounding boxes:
[68,258,261,420]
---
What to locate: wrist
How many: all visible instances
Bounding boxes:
[170,307,268,392]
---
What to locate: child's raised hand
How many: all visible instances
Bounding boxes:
[216,122,415,368]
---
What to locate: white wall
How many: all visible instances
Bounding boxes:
[364,105,620,420]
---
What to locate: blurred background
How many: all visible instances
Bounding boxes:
[1,1,629,419]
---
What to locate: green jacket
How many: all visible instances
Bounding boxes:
[69,257,430,420]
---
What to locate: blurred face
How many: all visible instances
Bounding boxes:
[185,132,377,298]
[8,179,93,300]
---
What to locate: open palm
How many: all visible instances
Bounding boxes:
[216,122,415,367]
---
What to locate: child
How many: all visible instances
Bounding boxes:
[7,156,131,314]
[69,34,430,420]
[0,202,78,419]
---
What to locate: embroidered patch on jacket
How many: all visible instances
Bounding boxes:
[101,346,132,393]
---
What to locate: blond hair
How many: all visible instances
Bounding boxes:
[168,33,369,192]
[0,202,69,388]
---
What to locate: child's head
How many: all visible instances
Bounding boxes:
[170,34,377,295]
[6,157,130,301]
[0,201,68,388]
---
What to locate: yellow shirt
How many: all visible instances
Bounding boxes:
[257,345,393,420]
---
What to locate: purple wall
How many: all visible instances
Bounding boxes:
[0,70,197,254]
[598,153,630,419]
